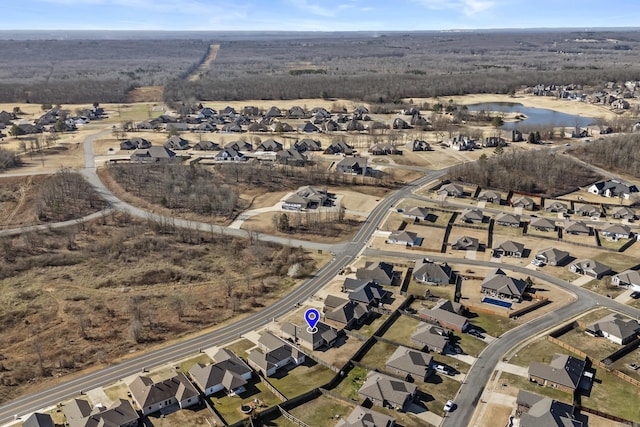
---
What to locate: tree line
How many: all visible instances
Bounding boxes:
[573,134,640,178]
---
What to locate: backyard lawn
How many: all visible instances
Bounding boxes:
[468,311,518,337]
[267,360,336,399]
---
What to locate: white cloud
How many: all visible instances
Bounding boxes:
[415,0,496,15]
[284,0,337,17]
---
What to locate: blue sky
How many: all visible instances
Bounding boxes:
[4,0,640,31]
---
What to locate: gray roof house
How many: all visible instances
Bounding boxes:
[601,223,632,240]
[335,405,396,427]
[215,147,246,161]
[386,345,433,381]
[411,323,449,353]
[64,399,139,427]
[257,138,283,152]
[477,190,501,203]
[164,135,190,150]
[569,259,612,279]
[247,332,305,377]
[293,138,322,152]
[564,220,591,235]
[544,201,569,213]
[437,183,464,197]
[356,261,395,286]
[460,208,484,223]
[386,230,420,247]
[575,204,601,218]
[281,321,339,350]
[130,146,177,163]
[588,179,638,199]
[418,306,469,332]
[516,390,582,427]
[324,140,353,155]
[403,206,430,221]
[612,269,640,291]
[22,413,55,427]
[611,206,636,220]
[358,371,417,411]
[535,248,571,266]
[282,186,327,210]
[336,157,368,175]
[495,212,521,227]
[530,217,556,232]
[276,148,308,166]
[120,137,152,150]
[412,258,454,285]
[528,353,586,393]
[348,281,391,307]
[188,349,252,396]
[452,235,480,251]
[511,196,534,210]
[492,240,525,258]
[585,313,640,345]
[324,299,370,329]
[481,269,529,301]
[128,372,199,416]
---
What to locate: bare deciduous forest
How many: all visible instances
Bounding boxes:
[573,134,640,178]
[35,170,108,221]
[1,30,640,103]
[448,150,601,195]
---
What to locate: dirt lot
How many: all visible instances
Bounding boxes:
[0,175,47,228]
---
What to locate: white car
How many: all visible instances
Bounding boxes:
[444,400,455,412]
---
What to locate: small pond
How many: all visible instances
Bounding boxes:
[466,102,595,129]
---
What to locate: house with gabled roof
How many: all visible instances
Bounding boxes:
[358,371,417,411]
[130,146,176,163]
[575,204,601,218]
[481,269,529,301]
[225,140,253,152]
[545,201,569,213]
[601,223,632,240]
[193,140,220,151]
[495,212,521,227]
[569,259,612,279]
[492,240,525,258]
[257,138,283,152]
[386,345,433,381]
[215,147,246,161]
[535,248,571,266]
[437,183,464,197]
[356,261,395,286]
[589,179,638,199]
[288,106,306,119]
[128,372,199,415]
[247,332,305,377]
[120,137,151,150]
[386,230,420,247]
[300,121,320,133]
[336,157,368,175]
[324,140,353,155]
[512,196,535,210]
[64,398,139,427]
[412,258,454,285]
[188,349,252,397]
[452,235,480,251]
[324,298,370,329]
[410,323,449,353]
[585,313,640,345]
[265,106,283,118]
[22,413,55,427]
[477,190,501,203]
[281,321,339,350]
[164,135,190,150]
[336,405,396,427]
[611,206,636,220]
[563,220,591,236]
[612,269,640,291]
[528,353,587,393]
[282,186,327,210]
[294,138,322,152]
[348,281,391,308]
[459,208,484,224]
[530,217,556,232]
[516,390,583,427]
[369,143,401,155]
[402,206,429,221]
[276,148,308,166]
[418,306,469,332]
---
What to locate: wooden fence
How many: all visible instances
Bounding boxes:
[277,405,311,427]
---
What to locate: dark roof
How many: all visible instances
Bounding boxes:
[517,390,582,427]
[128,372,198,409]
[386,345,433,378]
[189,350,251,392]
[348,282,390,305]
[22,413,55,427]
[358,371,416,409]
[356,261,394,285]
[528,353,586,390]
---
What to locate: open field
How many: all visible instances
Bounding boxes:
[267,360,336,399]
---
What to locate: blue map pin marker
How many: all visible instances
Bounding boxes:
[305,308,320,333]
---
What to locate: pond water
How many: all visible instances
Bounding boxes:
[466,102,595,129]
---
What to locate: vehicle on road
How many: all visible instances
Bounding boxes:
[444,400,455,412]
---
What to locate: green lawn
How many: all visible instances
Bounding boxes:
[359,341,398,370]
[267,360,336,399]
[499,372,572,403]
[177,353,213,373]
[581,368,640,422]
[468,311,517,337]
[380,315,421,347]
[358,312,389,337]
[598,236,629,251]
[451,333,487,357]
[420,374,462,417]
[207,378,282,426]
[224,338,256,359]
[333,366,369,401]
[509,338,569,368]
[288,394,355,427]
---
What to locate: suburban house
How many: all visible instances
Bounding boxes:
[437,183,464,197]
[569,259,612,279]
[130,146,177,163]
[516,390,583,427]
[588,179,639,199]
[528,353,587,393]
[545,201,569,213]
[418,305,469,332]
[22,413,55,427]
[128,372,199,416]
[410,323,449,353]
[601,223,632,240]
[265,106,283,118]
[348,281,391,308]
[301,121,321,133]
[64,398,139,427]
[247,332,305,377]
[386,345,434,381]
[492,240,525,258]
[256,138,283,152]
[341,278,372,292]
[281,321,339,350]
[336,157,368,175]
[585,313,640,345]
[336,405,396,427]
[356,261,395,286]
[358,371,417,411]
[164,135,190,150]
[215,147,246,161]
[324,297,370,329]
[459,208,484,224]
[324,140,354,155]
[530,217,556,232]
[448,135,476,151]
[294,138,322,152]
[563,220,591,236]
[188,349,252,397]
[477,190,501,204]
[511,196,535,210]
[412,139,431,151]
[452,235,480,251]
[402,206,430,221]
[575,204,601,218]
[288,106,306,119]
[276,148,308,166]
[282,186,328,210]
[369,143,401,155]
[386,230,420,247]
[495,213,521,227]
[225,140,253,152]
[480,269,530,302]
[611,206,636,220]
[535,248,571,266]
[193,140,220,151]
[120,137,151,150]
[612,269,640,291]
[412,258,454,285]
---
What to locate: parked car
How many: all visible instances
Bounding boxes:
[435,364,456,376]
[444,400,455,412]
[468,328,484,339]
[630,291,640,299]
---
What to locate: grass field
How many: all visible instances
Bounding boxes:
[468,311,518,337]
[581,368,640,422]
[177,353,213,374]
[509,338,568,367]
[557,328,620,361]
[380,315,421,348]
[452,333,488,357]
[359,341,398,370]
[287,395,355,427]
[267,360,336,399]
[499,372,572,403]
[333,366,368,401]
[224,339,257,359]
